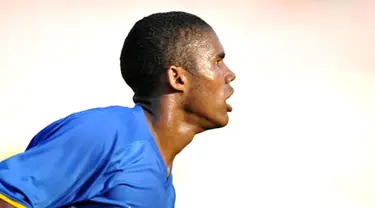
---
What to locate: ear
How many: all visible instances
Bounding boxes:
[166,65,189,92]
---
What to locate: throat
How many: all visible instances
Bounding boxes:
[151,121,196,172]
[135,95,203,177]
[138,104,197,173]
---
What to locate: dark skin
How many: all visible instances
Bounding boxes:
[0,201,13,208]
[137,29,235,175]
[0,30,235,207]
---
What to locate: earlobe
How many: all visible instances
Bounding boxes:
[167,65,187,92]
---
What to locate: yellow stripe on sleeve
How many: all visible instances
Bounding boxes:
[0,194,27,208]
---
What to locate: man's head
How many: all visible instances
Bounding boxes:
[120,11,235,129]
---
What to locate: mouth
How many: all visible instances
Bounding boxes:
[226,88,234,112]
[226,103,233,112]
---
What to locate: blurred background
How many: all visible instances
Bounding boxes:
[1,0,374,207]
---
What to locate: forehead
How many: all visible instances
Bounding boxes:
[193,30,225,59]
[208,31,224,51]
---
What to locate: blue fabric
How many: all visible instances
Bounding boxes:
[0,105,175,208]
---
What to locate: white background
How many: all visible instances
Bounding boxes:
[1,1,375,207]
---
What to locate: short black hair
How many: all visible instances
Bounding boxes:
[120,11,212,97]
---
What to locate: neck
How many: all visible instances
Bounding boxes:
[135,95,203,173]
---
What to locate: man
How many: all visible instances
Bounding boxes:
[0,11,235,208]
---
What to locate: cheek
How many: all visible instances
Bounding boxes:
[201,72,226,99]
[200,67,216,80]
[202,80,226,104]
[195,58,217,80]
[213,87,226,103]
[191,67,226,105]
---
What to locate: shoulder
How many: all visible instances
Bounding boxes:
[66,105,133,124]
[27,106,151,149]
[30,105,145,149]
[52,105,137,133]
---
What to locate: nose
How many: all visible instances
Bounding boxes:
[225,68,236,84]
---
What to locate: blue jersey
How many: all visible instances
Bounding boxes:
[0,105,175,208]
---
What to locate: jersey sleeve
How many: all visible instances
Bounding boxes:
[0,112,120,208]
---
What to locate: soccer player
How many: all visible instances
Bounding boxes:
[0,11,235,208]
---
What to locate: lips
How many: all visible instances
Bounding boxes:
[226,87,234,112]
[226,87,234,99]
[226,103,233,112]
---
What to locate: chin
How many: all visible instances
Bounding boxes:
[218,115,230,127]
[206,113,230,130]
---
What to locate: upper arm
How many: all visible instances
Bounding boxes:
[0,112,120,208]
